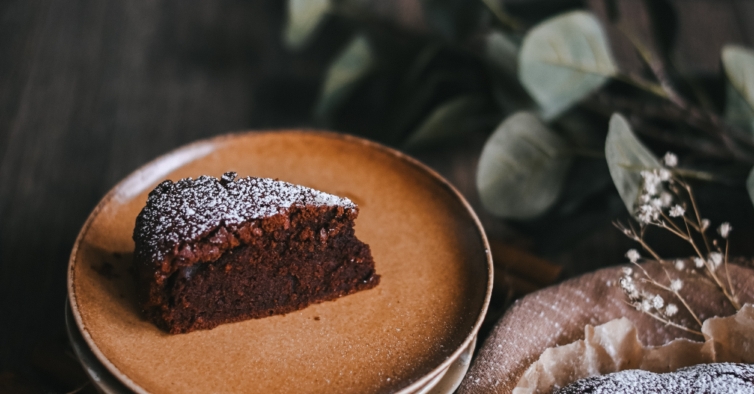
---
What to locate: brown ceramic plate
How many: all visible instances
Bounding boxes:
[67,131,492,394]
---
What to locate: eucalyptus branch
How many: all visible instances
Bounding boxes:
[582,95,754,165]
[617,25,754,161]
[617,25,688,110]
[613,73,669,99]
[480,0,523,32]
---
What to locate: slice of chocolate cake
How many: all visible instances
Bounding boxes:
[555,363,754,394]
[132,172,379,334]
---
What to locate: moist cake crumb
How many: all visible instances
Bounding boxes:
[132,172,379,334]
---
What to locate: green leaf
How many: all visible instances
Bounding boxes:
[519,11,617,120]
[486,30,519,76]
[722,45,754,133]
[403,95,488,149]
[284,0,331,50]
[476,112,572,219]
[314,35,374,119]
[605,113,662,214]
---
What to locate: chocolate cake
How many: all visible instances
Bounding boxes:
[555,363,754,394]
[132,172,379,334]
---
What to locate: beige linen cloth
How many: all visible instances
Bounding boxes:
[458,262,754,394]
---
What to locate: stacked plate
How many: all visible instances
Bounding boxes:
[66,132,492,393]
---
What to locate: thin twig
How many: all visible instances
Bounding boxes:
[618,25,754,159]
[636,235,665,264]
[682,217,706,261]
[617,26,687,109]
[582,96,754,166]
[66,382,90,394]
[725,240,735,298]
[657,212,688,240]
[639,270,704,328]
[613,73,669,98]
[682,217,701,234]
[480,0,524,31]
[646,309,704,337]
[710,267,740,310]
[673,168,717,182]
[680,181,712,253]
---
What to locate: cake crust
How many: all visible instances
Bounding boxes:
[132,173,379,333]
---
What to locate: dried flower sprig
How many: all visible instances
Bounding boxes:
[614,152,740,336]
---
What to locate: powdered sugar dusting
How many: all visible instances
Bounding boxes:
[555,363,754,394]
[133,172,355,262]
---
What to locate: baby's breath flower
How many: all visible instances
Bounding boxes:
[620,277,636,295]
[637,205,660,224]
[658,168,671,181]
[718,222,732,239]
[652,295,664,309]
[669,205,685,217]
[615,170,737,332]
[641,171,661,196]
[660,192,673,207]
[626,249,641,263]
[644,182,658,196]
[638,210,652,224]
[663,152,678,168]
[709,252,723,268]
[665,304,678,317]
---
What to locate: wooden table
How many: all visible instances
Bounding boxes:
[2,0,752,391]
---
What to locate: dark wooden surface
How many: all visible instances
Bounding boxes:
[1,0,753,391]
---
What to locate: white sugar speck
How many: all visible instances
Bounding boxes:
[134,172,356,262]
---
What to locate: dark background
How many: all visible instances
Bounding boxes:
[2,0,754,392]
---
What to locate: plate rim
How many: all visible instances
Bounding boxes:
[67,130,494,394]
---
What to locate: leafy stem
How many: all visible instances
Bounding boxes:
[616,25,687,109]
[480,0,523,32]
[617,25,754,162]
